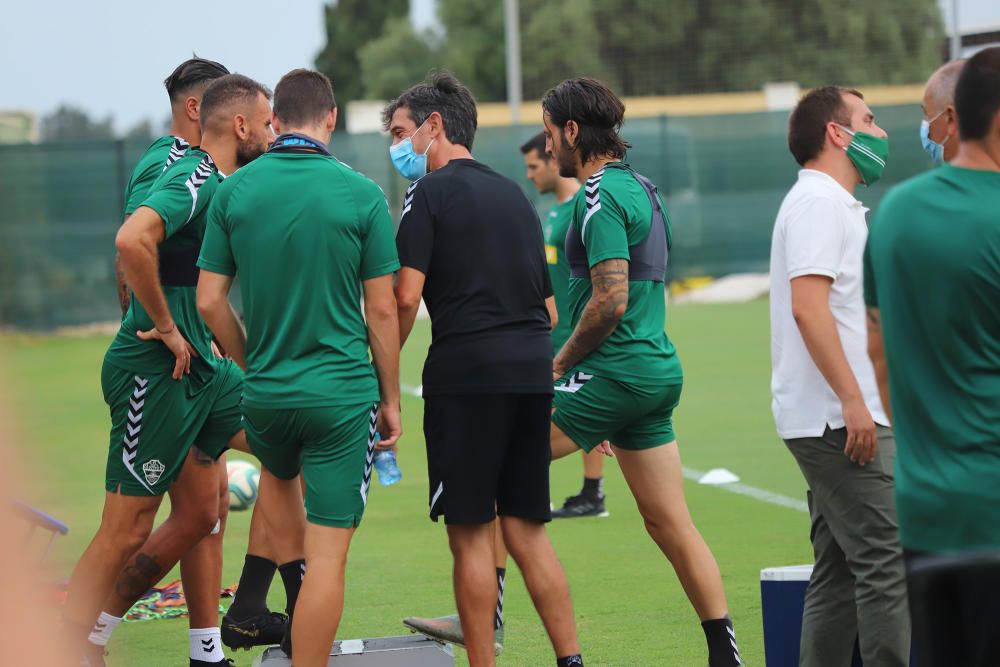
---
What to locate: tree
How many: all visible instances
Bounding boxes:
[40,105,114,142]
[521,0,611,99]
[359,18,441,100]
[315,0,945,116]
[693,0,943,92]
[432,0,611,102]
[315,0,407,125]
[693,0,799,92]
[590,0,942,95]
[436,0,507,102]
[591,0,698,96]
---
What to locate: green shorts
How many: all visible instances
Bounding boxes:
[242,402,378,529]
[102,358,243,496]
[552,369,682,451]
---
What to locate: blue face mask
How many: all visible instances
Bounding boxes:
[920,111,948,166]
[389,121,434,181]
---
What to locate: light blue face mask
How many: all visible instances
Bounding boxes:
[389,120,434,181]
[920,110,948,166]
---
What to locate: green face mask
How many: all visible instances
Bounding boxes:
[838,125,889,186]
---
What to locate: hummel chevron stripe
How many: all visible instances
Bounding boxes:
[581,168,606,236]
[122,376,153,493]
[401,181,419,218]
[183,154,217,224]
[162,137,190,172]
[360,404,378,506]
[554,371,594,393]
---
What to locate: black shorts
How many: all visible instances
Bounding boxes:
[423,393,552,525]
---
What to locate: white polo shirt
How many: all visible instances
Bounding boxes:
[769,169,889,439]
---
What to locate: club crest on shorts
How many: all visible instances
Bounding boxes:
[142,459,165,485]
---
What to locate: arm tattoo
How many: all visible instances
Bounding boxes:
[115,253,130,316]
[866,307,881,326]
[115,552,162,602]
[555,258,629,371]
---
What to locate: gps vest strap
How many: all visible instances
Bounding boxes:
[566,163,669,282]
[159,245,201,287]
[267,132,331,156]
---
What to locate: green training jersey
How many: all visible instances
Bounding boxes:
[864,164,1000,554]
[197,150,400,409]
[566,162,681,384]
[123,136,190,217]
[543,197,574,352]
[106,148,222,376]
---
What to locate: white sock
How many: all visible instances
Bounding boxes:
[87,611,122,647]
[190,627,225,663]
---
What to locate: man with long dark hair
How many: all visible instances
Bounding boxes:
[543,77,743,667]
[519,132,606,520]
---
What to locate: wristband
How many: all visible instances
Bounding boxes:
[156,323,176,335]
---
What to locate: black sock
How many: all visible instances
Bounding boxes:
[557,655,584,667]
[582,476,603,499]
[278,559,305,618]
[227,554,277,621]
[702,617,741,667]
[495,567,506,629]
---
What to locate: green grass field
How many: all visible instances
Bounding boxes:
[1,300,813,666]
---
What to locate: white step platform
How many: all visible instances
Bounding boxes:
[253,635,455,666]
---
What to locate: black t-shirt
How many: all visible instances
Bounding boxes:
[396,159,554,396]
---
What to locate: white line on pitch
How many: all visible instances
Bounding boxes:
[401,382,806,513]
[682,466,808,513]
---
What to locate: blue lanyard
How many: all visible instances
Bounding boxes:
[268,132,331,155]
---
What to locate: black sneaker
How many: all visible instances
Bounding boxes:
[552,493,608,518]
[190,660,234,666]
[221,610,288,650]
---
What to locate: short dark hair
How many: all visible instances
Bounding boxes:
[200,74,272,131]
[273,69,337,127]
[787,86,863,166]
[163,56,229,103]
[382,71,478,150]
[955,46,1000,142]
[519,132,549,161]
[541,78,630,165]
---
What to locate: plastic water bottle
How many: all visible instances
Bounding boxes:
[373,433,402,486]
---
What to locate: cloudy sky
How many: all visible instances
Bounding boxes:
[0,0,995,133]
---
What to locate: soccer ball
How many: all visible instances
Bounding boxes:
[227,459,260,511]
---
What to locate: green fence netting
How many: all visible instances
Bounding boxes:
[0,104,928,329]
